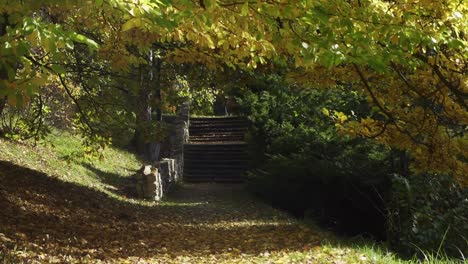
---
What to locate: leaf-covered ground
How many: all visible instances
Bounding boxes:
[0,160,323,263]
[0,134,456,263]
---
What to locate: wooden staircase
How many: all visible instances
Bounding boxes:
[183,117,248,182]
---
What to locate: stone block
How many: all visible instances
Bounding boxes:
[134,165,165,201]
[161,158,175,182]
[146,172,158,183]
[145,184,157,194]
[142,165,152,175]
[160,160,169,177]
[177,100,190,122]
[136,184,144,198]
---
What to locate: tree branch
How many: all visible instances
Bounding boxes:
[413,53,468,111]
[57,74,96,135]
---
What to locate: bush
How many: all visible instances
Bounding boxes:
[0,96,51,141]
[387,174,468,259]
[238,74,466,260]
[239,82,392,239]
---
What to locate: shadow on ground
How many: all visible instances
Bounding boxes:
[0,160,322,261]
[81,162,136,197]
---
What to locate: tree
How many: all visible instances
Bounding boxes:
[119,0,466,184]
[286,0,468,185]
[0,0,101,141]
[1,0,466,184]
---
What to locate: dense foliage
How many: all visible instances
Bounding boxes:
[1,0,466,182]
[238,76,390,237]
[388,174,468,258]
[238,76,467,258]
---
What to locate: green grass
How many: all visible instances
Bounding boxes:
[0,129,141,203]
[296,218,464,264]
[314,240,462,264]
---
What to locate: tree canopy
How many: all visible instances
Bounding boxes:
[1,0,467,184]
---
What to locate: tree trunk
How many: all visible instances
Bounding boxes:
[0,97,5,116]
[391,149,410,177]
[399,150,410,177]
[133,50,163,163]
[0,14,8,116]
[134,64,152,159]
[148,55,162,163]
[153,56,162,122]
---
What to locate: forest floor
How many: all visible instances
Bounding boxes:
[0,132,452,263]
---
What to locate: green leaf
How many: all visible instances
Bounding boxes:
[129,7,140,17]
[50,65,66,74]
[16,93,24,107]
[447,39,464,49]
[241,1,249,16]
[368,57,387,73]
[85,38,99,50]
[320,51,336,68]
[71,33,99,50]
[312,7,329,24]
[4,41,12,50]
[23,24,35,35]
[96,0,103,6]
[15,42,29,57]
[74,33,87,42]
[26,84,37,97]
[322,108,330,116]
[65,40,74,50]
[203,0,216,9]
[5,63,16,81]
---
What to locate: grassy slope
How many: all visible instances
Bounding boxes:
[0,131,141,201]
[0,132,460,263]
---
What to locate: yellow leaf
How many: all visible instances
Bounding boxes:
[206,35,215,49]
[321,108,330,116]
[336,112,348,122]
[122,18,142,31]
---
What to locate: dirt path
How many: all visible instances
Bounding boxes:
[0,162,324,263]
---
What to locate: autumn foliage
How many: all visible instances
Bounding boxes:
[1,0,466,184]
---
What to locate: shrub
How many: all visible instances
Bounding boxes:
[0,96,51,141]
[239,83,392,239]
[387,174,468,259]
